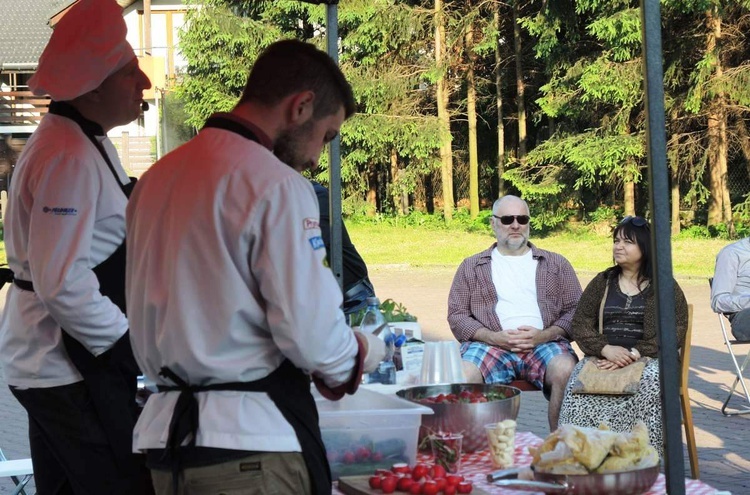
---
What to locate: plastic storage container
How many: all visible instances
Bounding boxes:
[313,386,433,480]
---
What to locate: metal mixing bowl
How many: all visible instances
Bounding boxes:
[397,383,521,453]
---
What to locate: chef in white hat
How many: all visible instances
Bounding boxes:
[0,0,154,493]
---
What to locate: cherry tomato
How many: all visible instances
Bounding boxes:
[397,476,415,492]
[446,474,464,487]
[421,480,439,495]
[381,476,398,494]
[457,481,473,494]
[411,464,429,482]
[355,446,372,461]
[368,476,382,489]
[435,478,447,492]
[429,464,446,479]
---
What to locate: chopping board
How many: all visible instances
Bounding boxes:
[338,475,492,495]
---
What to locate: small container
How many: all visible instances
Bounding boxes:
[429,432,463,473]
[485,419,516,468]
[314,386,433,480]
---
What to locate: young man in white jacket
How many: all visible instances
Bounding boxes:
[0,1,154,493]
[126,40,385,495]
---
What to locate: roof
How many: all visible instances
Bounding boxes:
[0,0,74,68]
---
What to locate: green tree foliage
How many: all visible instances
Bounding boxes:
[170,0,750,234]
[175,0,442,216]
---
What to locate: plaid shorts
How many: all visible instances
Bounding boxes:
[460,340,577,389]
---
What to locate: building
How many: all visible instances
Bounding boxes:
[0,0,187,183]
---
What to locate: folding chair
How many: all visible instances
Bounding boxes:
[0,448,33,495]
[709,278,750,416]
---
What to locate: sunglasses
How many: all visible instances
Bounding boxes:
[620,216,650,229]
[493,214,530,225]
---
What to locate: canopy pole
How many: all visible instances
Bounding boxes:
[640,0,685,493]
[325,3,343,291]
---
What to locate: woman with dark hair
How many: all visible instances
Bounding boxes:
[557,216,688,453]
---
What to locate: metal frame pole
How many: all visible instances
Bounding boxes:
[640,0,685,492]
[325,2,344,291]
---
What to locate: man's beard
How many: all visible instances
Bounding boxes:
[502,232,528,251]
[274,119,315,172]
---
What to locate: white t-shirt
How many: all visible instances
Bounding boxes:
[491,248,543,330]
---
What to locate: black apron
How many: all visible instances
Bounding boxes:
[154,115,332,495]
[6,102,145,482]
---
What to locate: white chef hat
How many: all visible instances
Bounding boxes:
[28,0,137,101]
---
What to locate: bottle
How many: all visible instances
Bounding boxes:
[360,297,396,385]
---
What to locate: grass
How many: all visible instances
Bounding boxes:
[0,225,724,283]
[348,224,726,283]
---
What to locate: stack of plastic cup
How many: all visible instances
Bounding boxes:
[420,341,466,385]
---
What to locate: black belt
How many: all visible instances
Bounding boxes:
[12,277,33,292]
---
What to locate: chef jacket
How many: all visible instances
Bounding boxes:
[125,117,360,454]
[0,113,130,389]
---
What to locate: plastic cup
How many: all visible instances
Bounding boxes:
[420,342,440,384]
[430,433,463,473]
[441,341,465,383]
[485,420,517,468]
[420,341,466,385]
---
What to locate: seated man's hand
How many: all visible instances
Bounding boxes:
[490,329,522,352]
[514,325,545,351]
[600,344,636,368]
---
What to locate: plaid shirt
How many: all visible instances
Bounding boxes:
[447,243,582,342]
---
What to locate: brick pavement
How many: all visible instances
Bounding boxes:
[0,268,747,494]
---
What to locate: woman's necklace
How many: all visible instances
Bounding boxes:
[619,275,646,297]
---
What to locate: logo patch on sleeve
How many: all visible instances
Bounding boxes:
[309,236,325,250]
[42,206,78,216]
[303,218,319,230]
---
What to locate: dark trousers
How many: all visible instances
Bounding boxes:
[729,308,750,341]
[11,382,152,495]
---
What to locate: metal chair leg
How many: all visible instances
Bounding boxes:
[10,474,31,495]
[721,348,750,416]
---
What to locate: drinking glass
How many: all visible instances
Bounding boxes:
[430,432,463,473]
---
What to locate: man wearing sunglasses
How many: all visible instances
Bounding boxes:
[447,195,582,430]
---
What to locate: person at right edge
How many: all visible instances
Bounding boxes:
[125,40,386,495]
[0,0,153,493]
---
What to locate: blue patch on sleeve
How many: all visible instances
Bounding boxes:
[309,236,325,250]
